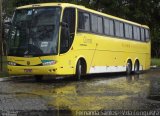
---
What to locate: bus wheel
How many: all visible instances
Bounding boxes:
[126,60,132,75]
[35,75,43,82]
[76,59,86,80]
[134,60,140,74]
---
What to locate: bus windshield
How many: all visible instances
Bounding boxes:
[8,7,61,57]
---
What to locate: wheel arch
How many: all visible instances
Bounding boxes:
[74,56,87,74]
[134,58,140,66]
[134,58,140,71]
[126,58,133,72]
[126,58,133,67]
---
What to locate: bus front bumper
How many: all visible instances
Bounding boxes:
[7,65,68,75]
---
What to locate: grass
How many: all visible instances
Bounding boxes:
[0,72,8,78]
[151,58,160,67]
[0,56,8,77]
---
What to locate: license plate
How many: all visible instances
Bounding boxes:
[24,69,32,73]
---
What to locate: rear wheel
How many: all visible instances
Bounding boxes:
[35,75,43,82]
[134,60,140,74]
[126,60,132,75]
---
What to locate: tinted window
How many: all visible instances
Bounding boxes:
[125,24,132,39]
[98,17,103,34]
[145,29,150,41]
[109,20,114,36]
[104,18,114,36]
[60,8,75,54]
[119,22,124,37]
[78,11,90,31]
[141,28,145,41]
[104,18,110,35]
[133,26,140,40]
[63,8,75,34]
[115,21,124,37]
[91,14,98,32]
[115,21,120,37]
[8,7,61,56]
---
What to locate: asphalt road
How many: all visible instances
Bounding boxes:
[0,69,160,116]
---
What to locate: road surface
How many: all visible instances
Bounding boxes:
[0,69,160,115]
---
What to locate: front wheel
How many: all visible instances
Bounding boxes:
[76,60,82,80]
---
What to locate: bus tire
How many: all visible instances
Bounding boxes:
[126,60,132,75]
[35,75,43,82]
[76,59,86,80]
[134,60,140,74]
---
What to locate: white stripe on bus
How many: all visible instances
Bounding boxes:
[89,65,143,74]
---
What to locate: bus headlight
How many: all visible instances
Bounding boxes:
[8,62,16,66]
[42,60,56,66]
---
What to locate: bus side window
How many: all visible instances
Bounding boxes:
[145,29,150,42]
[109,20,114,36]
[104,18,110,35]
[60,8,75,54]
[133,26,140,41]
[104,18,114,36]
[91,14,98,33]
[115,21,124,38]
[115,21,120,37]
[119,22,124,38]
[125,24,133,39]
[78,11,90,32]
[98,16,103,34]
[141,28,145,41]
[124,24,129,39]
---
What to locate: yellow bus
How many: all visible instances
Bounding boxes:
[7,3,150,80]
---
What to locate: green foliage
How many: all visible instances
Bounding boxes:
[151,58,160,67]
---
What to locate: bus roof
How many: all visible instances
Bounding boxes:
[17,3,149,29]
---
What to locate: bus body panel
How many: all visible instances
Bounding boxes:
[74,33,150,74]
